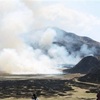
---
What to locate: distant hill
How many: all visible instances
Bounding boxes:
[53,27,100,57]
[63,56,100,74]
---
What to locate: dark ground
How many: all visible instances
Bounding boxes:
[0,75,73,99]
[0,74,98,99]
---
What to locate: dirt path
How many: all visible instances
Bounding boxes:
[66,86,96,100]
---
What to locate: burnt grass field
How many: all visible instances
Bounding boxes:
[0,74,99,99]
[0,78,73,99]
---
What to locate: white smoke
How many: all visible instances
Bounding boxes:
[48,44,80,65]
[0,0,97,74]
[39,28,57,49]
[0,0,34,49]
[0,48,60,74]
[80,44,96,56]
[0,0,60,74]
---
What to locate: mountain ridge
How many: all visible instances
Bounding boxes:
[52,27,100,57]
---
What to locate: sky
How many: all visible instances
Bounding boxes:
[30,0,100,42]
[54,0,100,17]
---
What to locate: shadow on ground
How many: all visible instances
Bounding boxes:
[0,79,73,98]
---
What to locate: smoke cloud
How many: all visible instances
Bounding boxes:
[0,0,96,74]
[80,44,96,56]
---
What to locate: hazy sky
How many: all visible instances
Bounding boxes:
[32,0,100,42]
[42,0,100,17]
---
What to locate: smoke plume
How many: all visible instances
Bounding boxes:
[0,0,96,74]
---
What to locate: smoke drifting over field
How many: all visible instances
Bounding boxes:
[0,0,96,74]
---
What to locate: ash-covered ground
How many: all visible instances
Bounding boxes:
[0,74,98,100]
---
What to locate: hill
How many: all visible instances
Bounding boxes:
[53,27,100,57]
[63,56,100,74]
